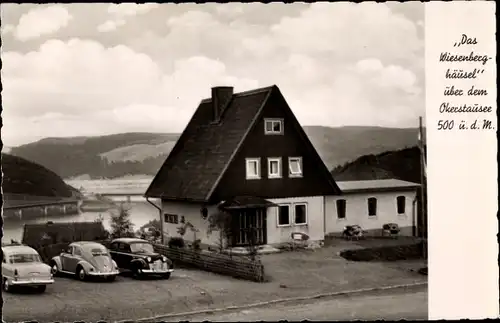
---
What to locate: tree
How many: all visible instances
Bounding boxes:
[109,203,135,238]
[207,206,232,253]
[246,227,259,261]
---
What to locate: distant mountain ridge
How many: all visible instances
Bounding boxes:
[331,146,424,184]
[10,126,423,179]
[1,153,77,197]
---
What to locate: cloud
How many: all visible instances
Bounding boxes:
[97,19,126,32]
[2,3,424,146]
[1,39,258,146]
[107,3,159,17]
[97,3,159,32]
[214,4,245,17]
[1,24,15,35]
[14,5,73,41]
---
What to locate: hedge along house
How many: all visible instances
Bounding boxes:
[325,179,421,237]
[144,85,342,249]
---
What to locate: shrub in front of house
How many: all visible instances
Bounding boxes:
[340,242,424,262]
[168,237,185,249]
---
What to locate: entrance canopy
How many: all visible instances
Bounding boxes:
[219,196,277,210]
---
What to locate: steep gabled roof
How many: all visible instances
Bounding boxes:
[144,86,275,201]
[144,85,341,202]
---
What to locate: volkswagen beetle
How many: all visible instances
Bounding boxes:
[2,244,54,293]
[50,241,119,281]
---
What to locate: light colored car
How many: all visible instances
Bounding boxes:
[2,244,54,293]
[50,241,119,281]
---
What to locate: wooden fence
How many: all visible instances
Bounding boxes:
[152,244,266,283]
[35,240,265,283]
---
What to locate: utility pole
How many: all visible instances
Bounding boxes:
[418,116,427,259]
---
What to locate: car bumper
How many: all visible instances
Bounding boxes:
[11,278,54,286]
[140,268,174,274]
[87,270,120,276]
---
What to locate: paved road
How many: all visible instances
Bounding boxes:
[167,286,428,322]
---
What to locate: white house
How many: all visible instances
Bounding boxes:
[325,179,421,237]
[144,85,421,249]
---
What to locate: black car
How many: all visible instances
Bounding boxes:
[108,238,173,279]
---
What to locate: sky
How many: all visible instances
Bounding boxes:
[1,3,425,147]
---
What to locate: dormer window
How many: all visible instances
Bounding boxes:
[264,118,283,135]
[246,158,261,179]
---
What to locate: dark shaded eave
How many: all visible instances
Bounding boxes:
[219,196,278,210]
[339,185,421,195]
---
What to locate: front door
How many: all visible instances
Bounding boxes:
[232,208,267,247]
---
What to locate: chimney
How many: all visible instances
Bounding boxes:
[211,86,233,122]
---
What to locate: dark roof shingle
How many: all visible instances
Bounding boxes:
[145,86,274,201]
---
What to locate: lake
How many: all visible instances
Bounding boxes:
[2,178,159,242]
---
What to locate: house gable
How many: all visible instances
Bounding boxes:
[209,86,341,202]
[144,86,274,201]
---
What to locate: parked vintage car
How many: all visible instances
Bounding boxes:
[1,244,54,293]
[108,238,174,279]
[49,241,119,281]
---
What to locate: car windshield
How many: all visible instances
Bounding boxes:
[91,248,109,257]
[130,243,154,253]
[9,253,41,264]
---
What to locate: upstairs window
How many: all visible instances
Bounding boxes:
[367,197,377,217]
[288,157,303,177]
[336,199,347,219]
[397,196,406,214]
[268,157,282,178]
[264,118,283,135]
[245,158,261,179]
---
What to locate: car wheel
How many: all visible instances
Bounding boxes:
[132,267,142,280]
[50,262,59,277]
[37,285,47,293]
[162,272,171,280]
[76,267,86,281]
[3,278,12,293]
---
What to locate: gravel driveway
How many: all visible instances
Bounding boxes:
[2,241,427,323]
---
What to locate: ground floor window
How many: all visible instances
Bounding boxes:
[367,197,377,217]
[294,203,307,225]
[336,199,346,219]
[397,196,406,214]
[277,204,290,226]
[164,213,179,224]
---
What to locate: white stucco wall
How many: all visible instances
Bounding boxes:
[266,196,325,245]
[162,196,326,247]
[325,190,418,236]
[161,201,221,246]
